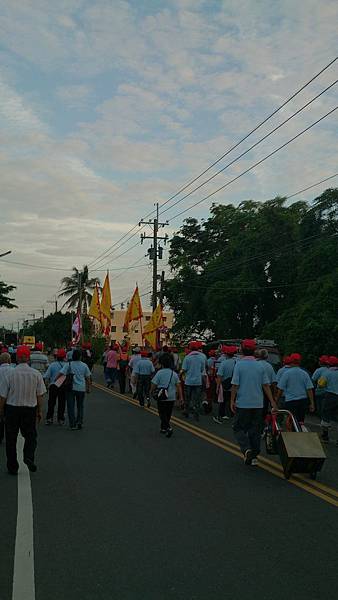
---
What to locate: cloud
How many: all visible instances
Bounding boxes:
[56,84,92,108]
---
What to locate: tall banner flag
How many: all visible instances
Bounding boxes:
[101,273,112,336]
[72,309,82,344]
[143,304,164,349]
[123,286,143,332]
[88,283,102,322]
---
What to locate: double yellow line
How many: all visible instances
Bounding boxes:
[94,382,338,508]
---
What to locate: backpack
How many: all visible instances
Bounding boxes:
[155,370,174,401]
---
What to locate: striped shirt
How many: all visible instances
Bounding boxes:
[0,363,46,407]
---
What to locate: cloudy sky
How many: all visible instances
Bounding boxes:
[0,0,337,327]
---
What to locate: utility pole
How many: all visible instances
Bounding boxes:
[140,204,168,311]
[47,297,58,313]
[159,271,165,306]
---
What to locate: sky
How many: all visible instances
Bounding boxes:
[0,0,337,328]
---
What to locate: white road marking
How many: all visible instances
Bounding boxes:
[12,434,35,600]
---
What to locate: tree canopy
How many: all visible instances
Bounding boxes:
[0,281,17,310]
[164,188,338,365]
[59,266,100,314]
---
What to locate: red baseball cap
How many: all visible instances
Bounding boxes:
[290,353,302,363]
[17,345,31,359]
[140,350,149,357]
[283,355,292,365]
[56,348,66,359]
[226,345,238,354]
[35,342,43,351]
[208,349,216,356]
[319,355,329,364]
[189,341,200,350]
[328,355,338,366]
[241,339,256,350]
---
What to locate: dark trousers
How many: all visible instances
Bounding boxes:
[5,405,37,471]
[218,388,231,418]
[285,398,308,423]
[47,385,66,421]
[157,400,174,430]
[0,416,4,443]
[137,375,151,405]
[67,391,85,427]
[233,408,263,457]
[184,385,202,413]
[119,365,127,394]
[321,392,338,426]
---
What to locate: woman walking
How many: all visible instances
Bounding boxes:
[151,354,182,438]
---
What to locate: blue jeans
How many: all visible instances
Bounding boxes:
[184,385,202,413]
[67,391,85,427]
[106,367,118,386]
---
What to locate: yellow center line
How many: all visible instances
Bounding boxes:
[93,383,338,508]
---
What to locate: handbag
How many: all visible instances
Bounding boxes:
[59,361,74,392]
[155,370,174,401]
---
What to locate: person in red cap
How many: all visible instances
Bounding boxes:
[134,351,155,407]
[230,339,277,465]
[318,356,338,443]
[206,349,217,411]
[276,353,315,424]
[81,341,95,372]
[0,345,46,474]
[30,342,49,375]
[105,343,121,389]
[44,348,68,425]
[182,341,207,420]
[214,346,237,424]
[312,355,330,416]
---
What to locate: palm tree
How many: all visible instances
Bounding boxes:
[59,266,100,314]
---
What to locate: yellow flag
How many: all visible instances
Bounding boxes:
[143,304,164,334]
[144,330,157,349]
[123,286,143,331]
[101,273,112,323]
[88,284,101,321]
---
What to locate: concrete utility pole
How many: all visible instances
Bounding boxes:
[47,297,58,313]
[158,271,165,306]
[140,204,168,311]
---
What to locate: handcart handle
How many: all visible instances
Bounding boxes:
[275,409,302,433]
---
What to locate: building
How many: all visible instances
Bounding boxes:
[110,309,174,346]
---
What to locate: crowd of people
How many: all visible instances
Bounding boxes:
[0,337,337,472]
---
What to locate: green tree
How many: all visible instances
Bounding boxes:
[0,281,17,310]
[24,312,73,347]
[59,266,100,314]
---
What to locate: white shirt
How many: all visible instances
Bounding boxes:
[30,351,49,374]
[0,363,46,407]
[0,363,13,387]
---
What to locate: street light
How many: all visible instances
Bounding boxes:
[0,250,11,258]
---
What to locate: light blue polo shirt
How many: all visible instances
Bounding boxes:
[182,352,206,386]
[278,367,314,402]
[260,360,277,385]
[312,366,329,394]
[134,358,155,376]
[218,358,236,381]
[276,365,290,384]
[60,360,91,392]
[325,368,338,395]
[152,368,179,401]
[44,361,66,384]
[231,358,269,408]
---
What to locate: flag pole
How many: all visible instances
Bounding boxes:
[136,282,144,346]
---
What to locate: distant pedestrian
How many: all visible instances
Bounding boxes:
[134,351,155,407]
[151,353,182,437]
[182,341,206,420]
[0,352,13,444]
[30,342,49,375]
[128,347,142,398]
[81,341,95,372]
[118,349,129,394]
[214,345,237,424]
[105,344,120,389]
[255,348,277,417]
[0,345,46,474]
[319,356,338,444]
[59,349,91,430]
[44,348,67,425]
[231,339,277,465]
[312,355,330,416]
[276,353,315,424]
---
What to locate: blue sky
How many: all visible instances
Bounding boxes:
[0,0,337,326]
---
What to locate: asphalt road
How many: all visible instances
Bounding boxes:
[1,373,338,600]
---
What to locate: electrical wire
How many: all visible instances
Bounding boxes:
[87,56,337,267]
[166,106,338,223]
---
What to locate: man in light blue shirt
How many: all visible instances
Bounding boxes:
[44,348,67,425]
[214,345,237,424]
[312,355,330,417]
[134,351,155,408]
[231,339,276,465]
[319,356,338,443]
[59,349,91,430]
[182,342,206,420]
[276,353,314,424]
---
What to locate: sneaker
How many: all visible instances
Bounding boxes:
[57,419,65,426]
[213,416,223,425]
[69,425,77,430]
[160,429,167,434]
[244,449,253,465]
[166,428,173,438]
[45,419,53,426]
[222,415,230,421]
[24,459,37,472]
[251,458,258,466]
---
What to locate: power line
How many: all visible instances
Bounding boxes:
[167,105,338,222]
[87,56,337,267]
[160,79,338,218]
[0,257,148,273]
